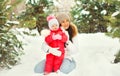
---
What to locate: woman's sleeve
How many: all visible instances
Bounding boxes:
[67,34,80,56]
[41,29,52,53]
[72,34,80,51]
[41,41,50,53]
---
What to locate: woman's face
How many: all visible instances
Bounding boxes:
[60,19,70,30]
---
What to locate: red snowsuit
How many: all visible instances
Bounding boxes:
[44,28,68,73]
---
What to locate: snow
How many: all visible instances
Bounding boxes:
[111,11,120,17]
[101,10,107,15]
[81,10,90,15]
[6,5,11,9]
[0,29,120,76]
[53,0,62,7]
[7,20,19,25]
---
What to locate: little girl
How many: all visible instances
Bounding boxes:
[44,15,68,75]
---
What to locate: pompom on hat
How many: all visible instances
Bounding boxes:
[46,15,59,30]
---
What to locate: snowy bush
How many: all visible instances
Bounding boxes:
[70,0,119,33]
[0,31,24,69]
[0,0,24,69]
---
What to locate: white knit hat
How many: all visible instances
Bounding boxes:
[46,15,59,30]
[56,13,70,23]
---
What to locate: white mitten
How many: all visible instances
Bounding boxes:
[52,34,62,40]
[49,47,62,56]
[55,34,62,40]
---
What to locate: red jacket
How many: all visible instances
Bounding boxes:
[45,28,67,53]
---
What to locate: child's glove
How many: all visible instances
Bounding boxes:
[48,47,61,56]
[52,34,62,40]
[55,34,62,40]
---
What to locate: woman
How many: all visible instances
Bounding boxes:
[34,12,79,74]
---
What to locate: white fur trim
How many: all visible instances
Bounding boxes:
[41,29,50,37]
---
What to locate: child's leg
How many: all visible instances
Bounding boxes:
[44,54,54,75]
[53,53,64,72]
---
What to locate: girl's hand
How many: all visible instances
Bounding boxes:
[52,34,62,40]
[55,34,62,40]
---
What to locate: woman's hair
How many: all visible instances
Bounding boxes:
[67,22,78,42]
[56,12,78,42]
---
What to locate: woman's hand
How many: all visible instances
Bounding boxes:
[48,47,61,56]
[65,40,72,46]
[65,40,77,55]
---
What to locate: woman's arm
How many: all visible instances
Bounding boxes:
[41,41,50,53]
[72,34,79,51]
[66,34,79,56]
[41,41,61,56]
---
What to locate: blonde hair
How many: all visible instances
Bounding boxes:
[70,23,78,38]
[67,22,78,42]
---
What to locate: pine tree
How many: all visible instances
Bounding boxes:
[105,1,120,38]
[0,0,23,69]
[103,0,120,63]
[18,0,53,34]
[70,0,118,33]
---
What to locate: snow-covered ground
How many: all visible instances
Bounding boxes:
[0,28,120,76]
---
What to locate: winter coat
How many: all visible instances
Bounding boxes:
[45,28,68,53]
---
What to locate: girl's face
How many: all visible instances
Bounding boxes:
[60,19,70,30]
[51,24,58,30]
